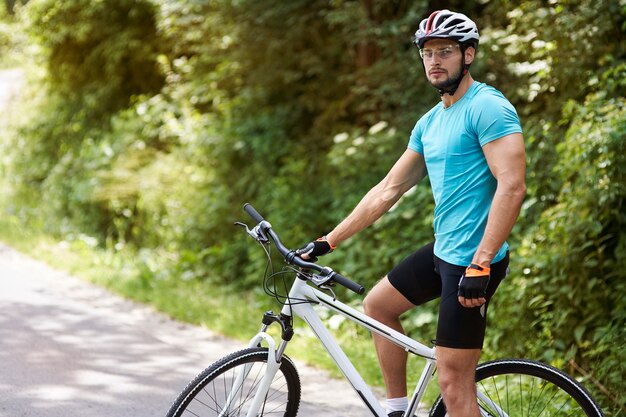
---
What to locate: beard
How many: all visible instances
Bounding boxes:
[429,64,464,91]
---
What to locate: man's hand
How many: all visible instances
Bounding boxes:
[458,263,490,308]
[296,236,336,261]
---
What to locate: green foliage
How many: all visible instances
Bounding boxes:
[24,0,163,113]
[479,3,626,413]
[0,2,26,67]
[6,0,165,240]
[0,19,12,58]
[515,91,625,407]
[485,62,626,412]
[481,0,626,231]
[2,0,625,414]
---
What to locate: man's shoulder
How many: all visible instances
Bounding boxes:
[470,82,511,105]
[468,82,522,143]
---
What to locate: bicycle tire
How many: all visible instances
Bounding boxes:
[166,347,301,417]
[429,358,603,417]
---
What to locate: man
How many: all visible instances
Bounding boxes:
[298,10,526,417]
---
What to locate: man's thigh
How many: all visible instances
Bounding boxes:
[435,254,509,349]
[387,241,441,306]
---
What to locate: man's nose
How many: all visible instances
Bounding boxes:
[430,54,443,65]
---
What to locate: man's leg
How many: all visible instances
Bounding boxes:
[433,254,509,417]
[437,346,481,417]
[363,277,415,399]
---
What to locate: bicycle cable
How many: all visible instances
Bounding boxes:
[255,238,313,309]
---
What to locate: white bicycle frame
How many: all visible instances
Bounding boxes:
[216,210,576,417]
[244,276,437,417]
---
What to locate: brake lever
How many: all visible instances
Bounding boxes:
[234,221,270,244]
[310,267,338,299]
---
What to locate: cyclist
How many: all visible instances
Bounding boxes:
[298,9,526,417]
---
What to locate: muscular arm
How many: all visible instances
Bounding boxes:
[472,132,527,266]
[326,149,426,247]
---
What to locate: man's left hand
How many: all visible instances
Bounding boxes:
[458,263,490,308]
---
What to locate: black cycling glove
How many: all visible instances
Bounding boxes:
[458,263,490,299]
[296,236,336,261]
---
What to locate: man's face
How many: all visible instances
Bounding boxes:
[421,39,471,89]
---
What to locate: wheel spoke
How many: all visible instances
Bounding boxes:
[166,348,300,417]
[462,360,602,417]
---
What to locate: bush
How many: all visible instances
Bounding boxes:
[489,90,626,413]
[6,0,164,240]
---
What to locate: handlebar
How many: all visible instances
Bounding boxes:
[244,203,265,223]
[242,203,365,295]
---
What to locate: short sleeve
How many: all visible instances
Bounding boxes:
[471,92,522,146]
[408,117,425,154]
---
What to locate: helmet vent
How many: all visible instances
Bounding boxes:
[414,10,479,48]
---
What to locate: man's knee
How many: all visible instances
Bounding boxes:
[363,276,413,320]
[437,347,480,409]
[438,367,473,398]
[363,285,383,317]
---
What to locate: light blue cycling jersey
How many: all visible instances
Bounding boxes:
[408,81,522,266]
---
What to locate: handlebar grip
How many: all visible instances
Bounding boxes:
[243,203,265,223]
[332,272,365,295]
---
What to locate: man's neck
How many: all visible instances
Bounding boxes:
[441,74,475,108]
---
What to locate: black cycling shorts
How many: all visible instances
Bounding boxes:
[388,241,509,349]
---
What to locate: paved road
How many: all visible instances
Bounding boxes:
[0,244,392,417]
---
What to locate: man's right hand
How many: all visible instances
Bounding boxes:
[296,236,336,261]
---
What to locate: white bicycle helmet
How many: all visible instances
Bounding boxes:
[414,10,479,49]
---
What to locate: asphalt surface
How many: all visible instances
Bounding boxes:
[0,243,395,417]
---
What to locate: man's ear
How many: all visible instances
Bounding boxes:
[465,46,476,65]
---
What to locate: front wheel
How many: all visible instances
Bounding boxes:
[166,347,301,417]
[430,358,604,417]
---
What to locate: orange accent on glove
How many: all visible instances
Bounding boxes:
[317,236,337,250]
[464,263,491,277]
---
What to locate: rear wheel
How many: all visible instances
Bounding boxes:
[166,347,301,417]
[430,359,603,417]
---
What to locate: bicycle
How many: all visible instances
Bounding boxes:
[165,203,604,417]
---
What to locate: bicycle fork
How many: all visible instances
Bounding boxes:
[218,312,292,417]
